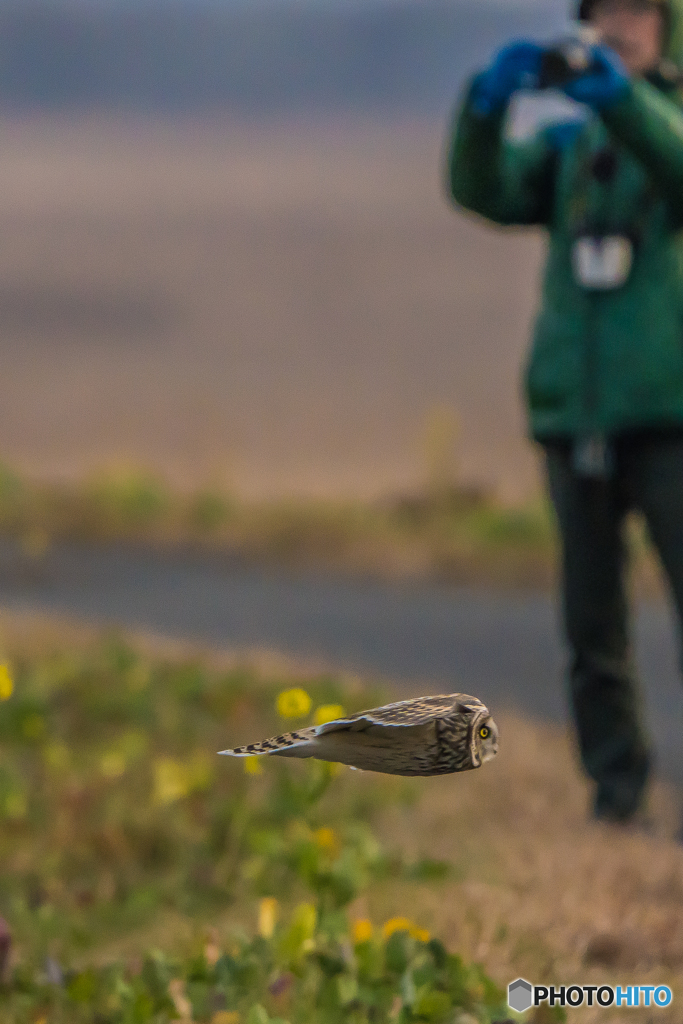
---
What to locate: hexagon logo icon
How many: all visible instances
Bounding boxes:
[508,978,533,1013]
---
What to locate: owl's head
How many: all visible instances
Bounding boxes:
[469,711,498,767]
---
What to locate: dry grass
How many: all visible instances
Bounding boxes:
[372,718,683,1022]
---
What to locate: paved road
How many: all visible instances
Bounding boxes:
[1,539,681,782]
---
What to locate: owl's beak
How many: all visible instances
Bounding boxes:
[480,742,498,764]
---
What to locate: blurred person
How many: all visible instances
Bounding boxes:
[446,0,683,823]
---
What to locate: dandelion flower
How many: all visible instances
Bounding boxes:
[382,917,413,939]
[0,664,13,701]
[276,688,311,719]
[258,897,278,939]
[313,703,345,725]
[411,927,431,943]
[153,757,189,805]
[244,755,263,776]
[352,919,374,944]
[314,826,339,856]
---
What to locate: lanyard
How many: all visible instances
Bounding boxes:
[568,116,654,240]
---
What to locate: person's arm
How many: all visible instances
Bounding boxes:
[557,44,683,222]
[446,74,556,227]
[600,79,683,221]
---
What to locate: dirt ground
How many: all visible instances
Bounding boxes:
[373,717,683,1023]
[0,114,545,503]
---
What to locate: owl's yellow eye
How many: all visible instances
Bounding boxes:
[479,726,490,740]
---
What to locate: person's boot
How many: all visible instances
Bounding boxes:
[593,781,654,834]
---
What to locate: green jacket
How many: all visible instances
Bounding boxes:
[447,67,683,439]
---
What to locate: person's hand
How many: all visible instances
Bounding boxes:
[471,41,545,115]
[560,44,630,109]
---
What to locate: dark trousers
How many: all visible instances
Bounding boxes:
[544,431,683,819]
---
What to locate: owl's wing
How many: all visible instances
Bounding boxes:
[316,693,486,735]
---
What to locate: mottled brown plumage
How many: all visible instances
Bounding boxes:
[219,693,498,776]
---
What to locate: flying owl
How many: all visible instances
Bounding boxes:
[219,693,498,776]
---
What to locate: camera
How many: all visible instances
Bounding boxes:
[538,27,600,88]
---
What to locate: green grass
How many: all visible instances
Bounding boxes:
[0,635,510,1024]
[0,462,558,589]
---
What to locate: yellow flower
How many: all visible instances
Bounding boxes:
[211,1013,240,1024]
[100,751,126,779]
[313,704,345,726]
[0,664,13,701]
[244,756,263,776]
[382,917,413,939]
[352,919,374,944]
[153,757,189,805]
[276,687,311,719]
[258,897,278,939]
[411,927,431,943]
[314,826,339,856]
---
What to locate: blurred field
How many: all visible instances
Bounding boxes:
[0,460,561,589]
[1,460,669,595]
[0,114,544,503]
[1,611,683,1022]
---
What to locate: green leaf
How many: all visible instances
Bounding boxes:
[278,903,317,963]
[385,932,411,975]
[413,987,452,1021]
[248,1005,271,1024]
[337,973,359,1006]
[401,970,417,1007]
[66,968,98,1003]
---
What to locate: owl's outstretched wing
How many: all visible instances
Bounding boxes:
[317,693,487,733]
[218,692,488,776]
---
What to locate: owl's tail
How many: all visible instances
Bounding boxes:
[219,726,319,758]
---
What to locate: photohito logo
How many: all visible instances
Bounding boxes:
[508,978,673,1011]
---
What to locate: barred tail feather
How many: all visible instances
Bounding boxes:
[219,726,318,757]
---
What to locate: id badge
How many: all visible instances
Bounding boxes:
[571,235,633,290]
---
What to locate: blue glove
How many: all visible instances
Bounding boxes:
[560,44,630,109]
[471,41,545,116]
